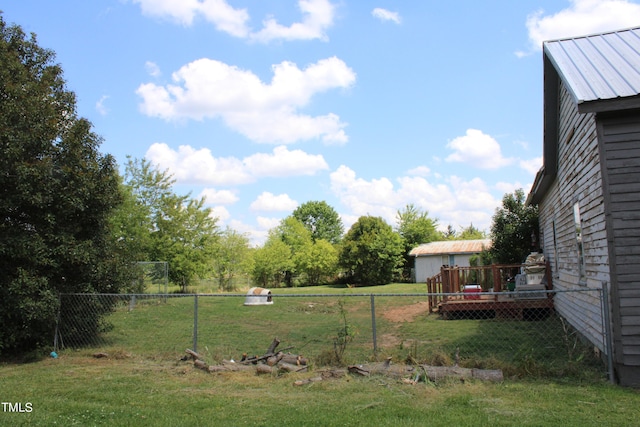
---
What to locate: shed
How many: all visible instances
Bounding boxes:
[244,287,273,306]
[527,26,640,386]
[409,239,491,283]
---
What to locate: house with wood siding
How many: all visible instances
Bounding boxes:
[527,27,640,387]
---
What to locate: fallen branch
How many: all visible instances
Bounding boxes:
[347,358,503,382]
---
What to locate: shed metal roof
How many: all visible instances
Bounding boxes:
[409,239,491,257]
[543,26,640,113]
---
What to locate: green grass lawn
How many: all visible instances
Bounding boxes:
[1,353,639,426]
[2,283,638,426]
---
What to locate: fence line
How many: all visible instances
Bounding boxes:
[56,289,611,380]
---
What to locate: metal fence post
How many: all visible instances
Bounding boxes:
[193,294,198,353]
[601,282,615,384]
[370,294,377,358]
[53,293,62,352]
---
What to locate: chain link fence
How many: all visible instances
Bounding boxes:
[56,289,610,380]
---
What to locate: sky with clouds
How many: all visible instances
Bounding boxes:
[5,0,640,245]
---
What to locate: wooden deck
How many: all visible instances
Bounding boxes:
[426,263,554,320]
[436,294,554,320]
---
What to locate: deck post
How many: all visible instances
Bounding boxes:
[492,265,500,300]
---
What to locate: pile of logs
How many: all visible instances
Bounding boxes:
[292,357,503,386]
[183,337,503,384]
[346,357,504,383]
[184,337,308,375]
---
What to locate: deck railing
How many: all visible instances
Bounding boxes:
[426,263,550,312]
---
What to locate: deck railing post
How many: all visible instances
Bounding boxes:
[492,264,500,299]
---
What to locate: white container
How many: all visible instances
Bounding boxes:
[526,273,545,285]
[244,287,273,306]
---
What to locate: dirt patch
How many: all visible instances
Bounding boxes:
[379,333,401,347]
[382,301,430,323]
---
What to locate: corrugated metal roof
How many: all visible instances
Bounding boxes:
[409,239,491,257]
[543,27,640,112]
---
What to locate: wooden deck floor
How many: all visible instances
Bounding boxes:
[436,294,554,320]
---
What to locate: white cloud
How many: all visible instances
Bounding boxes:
[521,0,640,54]
[519,157,543,175]
[145,143,329,186]
[198,188,239,205]
[131,0,336,42]
[251,0,336,43]
[406,166,431,177]
[137,56,355,144]
[145,143,252,185]
[209,205,231,222]
[330,165,400,221]
[330,166,501,232]
[250,192,298,212]
[445,129,514,169]
[229,218,271,247]
[96,95,109,116]
[372,8,401,24]
[244,146,329,177]
[255,216,282,230]
[145,61,161,77]
[131,0,250,37]
[495,181,531,196]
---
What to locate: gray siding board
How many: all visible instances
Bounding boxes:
[620,297,640,307]
[623,346,640,356]
[538,81,608,354]
[621,325,640,335]
[598,109,640,372]
[608,171,640,184]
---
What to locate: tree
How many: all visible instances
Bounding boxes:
[109,180,153,264]
[339,216,404,286]
[152,194,219,292]
[490,189,539,264]
[0,17,133,354]
[292,201,344,244]
[295,239,339,286]
[269,216,313,286]
[395,204,441,281]
[443,225,457,240]
[457,223,487,240]
[212,227,253,291]
[121,158,220,292]
[251,239,293,288]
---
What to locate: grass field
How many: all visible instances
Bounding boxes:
[2,283,639,426]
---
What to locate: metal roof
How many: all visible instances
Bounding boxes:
[543,26,640,113]
[409,239,491,257]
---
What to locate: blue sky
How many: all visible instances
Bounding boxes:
[4,0,640,245]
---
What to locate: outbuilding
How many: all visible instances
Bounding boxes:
[409,239,491,283]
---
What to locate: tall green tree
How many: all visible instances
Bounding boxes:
[295,239,339,286]
[395,204,441,281]
[457,223,487,240]
[490,189,539,264]
[212,227,253,291]
[292,201,344,244]
[339,216,404,286]
[251,239,292,288]
[152,194,219,292]
[121,158,220,292]
[268,216,312,286]
[0,17,133,354]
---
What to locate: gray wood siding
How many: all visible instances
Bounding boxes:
[598,109,640,368]
[538,82,608,352]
